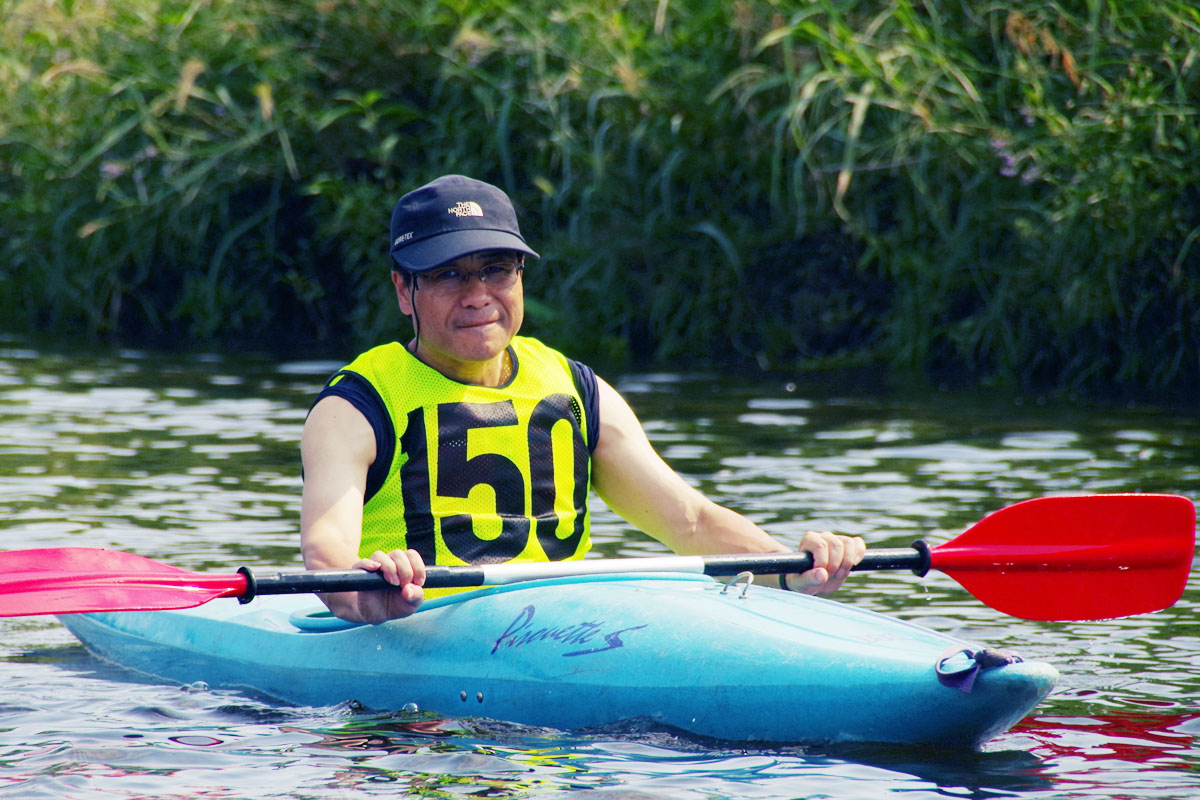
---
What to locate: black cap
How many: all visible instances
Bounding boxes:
[388,175,539,272]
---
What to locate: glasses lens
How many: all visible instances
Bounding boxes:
[420,261,522,293]
[479,262,521,288]
[420,268,463,291]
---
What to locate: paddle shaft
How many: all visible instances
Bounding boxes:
[1,492,1192,620]
[239,546,931,601]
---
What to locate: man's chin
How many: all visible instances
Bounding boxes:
[446,330,511,358]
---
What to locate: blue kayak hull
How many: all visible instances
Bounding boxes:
[58,573,1057,747]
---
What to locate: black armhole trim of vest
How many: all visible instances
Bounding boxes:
[312,370,395,504]
[568,358,600,454]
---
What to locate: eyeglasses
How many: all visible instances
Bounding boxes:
[416,261,524,294]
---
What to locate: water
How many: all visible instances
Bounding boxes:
[1,344,1197,799]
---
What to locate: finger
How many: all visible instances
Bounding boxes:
[401,582,425,608]
[824,534,846,573]
[821,565,852,594]
[385,549,418,587]
[842,536,866,571]
[801,531,831,572]
[850,535,866,562]
[821,536,867,593]
[833,536,865,577]
[370,550,401,585]
[827,536,850,577]
[791,567,830,595]
[383,582,424,620]
[407,549,427,587]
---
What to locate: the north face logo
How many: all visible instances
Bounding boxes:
[448,201,484,217]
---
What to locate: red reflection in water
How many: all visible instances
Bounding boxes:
[1013,710,1198,768]
[282,716,458,754]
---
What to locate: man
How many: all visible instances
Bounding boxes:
[300,175,865,623]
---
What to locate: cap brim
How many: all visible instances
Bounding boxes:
[391,229,539,272]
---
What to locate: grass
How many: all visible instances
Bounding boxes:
[1,0,1197,401]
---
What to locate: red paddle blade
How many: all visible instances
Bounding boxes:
[0,548,245,617]
[930,494,1196,621]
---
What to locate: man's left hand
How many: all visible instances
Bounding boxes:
[783,530,866,596]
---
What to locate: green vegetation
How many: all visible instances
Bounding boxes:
[2,0,1198,400]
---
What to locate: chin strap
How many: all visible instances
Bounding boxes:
[408,272,422,351]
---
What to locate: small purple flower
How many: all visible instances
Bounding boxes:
[100,161,126,179]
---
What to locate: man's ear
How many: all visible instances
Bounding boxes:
[392,270,413,316]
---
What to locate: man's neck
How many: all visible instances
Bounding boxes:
[407,341,512,387]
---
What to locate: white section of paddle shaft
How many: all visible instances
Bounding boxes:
[476,555,710,585]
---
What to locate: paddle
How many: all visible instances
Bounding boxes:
[0,493,1193,621]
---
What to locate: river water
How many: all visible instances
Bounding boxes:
[0,343,1197,799]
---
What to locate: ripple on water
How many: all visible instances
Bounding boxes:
[1,354,1199,799]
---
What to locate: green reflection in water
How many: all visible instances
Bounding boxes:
[1,346,1197,724]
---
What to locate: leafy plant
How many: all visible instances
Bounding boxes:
[1,0,1196,401]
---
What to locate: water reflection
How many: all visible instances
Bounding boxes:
[0,347,312,568]
[264,711,1067,799]
[1,346,1198,798]
[1018,711,1200,765]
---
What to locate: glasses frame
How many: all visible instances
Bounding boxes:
[414,258,525,294]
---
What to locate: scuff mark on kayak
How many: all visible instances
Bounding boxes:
[491,604,647,657]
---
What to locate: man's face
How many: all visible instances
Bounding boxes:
[394,250,525,379]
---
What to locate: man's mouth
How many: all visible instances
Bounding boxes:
[456,316,501,329]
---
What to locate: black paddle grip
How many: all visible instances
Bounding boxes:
[237,565,490,600]
[851,541,931,576]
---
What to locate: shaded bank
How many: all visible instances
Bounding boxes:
[2,1,1197,400]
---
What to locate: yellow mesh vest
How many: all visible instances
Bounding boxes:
[342,336,592,596]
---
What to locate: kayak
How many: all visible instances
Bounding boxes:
[57,571,1057,747]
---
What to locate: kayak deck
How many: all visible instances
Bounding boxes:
[58,573,1057,747]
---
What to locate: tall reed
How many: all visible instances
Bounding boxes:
[1,0,1197,400]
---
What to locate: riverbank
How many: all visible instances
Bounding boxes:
[2,1,1197,401]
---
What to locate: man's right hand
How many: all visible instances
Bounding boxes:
[325,548,426,624]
